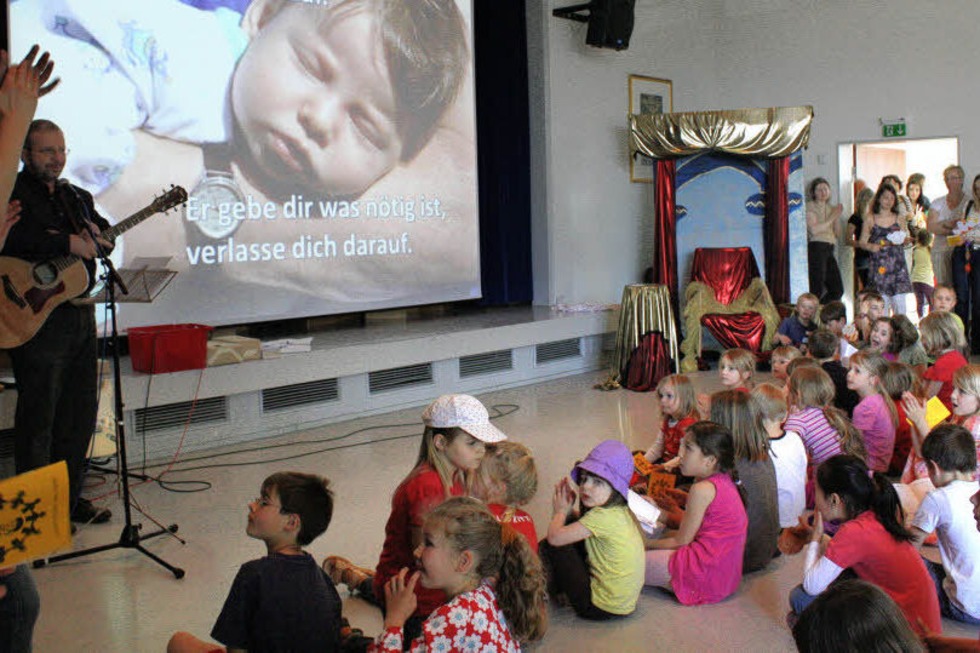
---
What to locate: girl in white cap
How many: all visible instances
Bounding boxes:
[323,394,507,643]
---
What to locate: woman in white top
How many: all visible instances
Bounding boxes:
[928,165,968,287]
[806,178,844,302]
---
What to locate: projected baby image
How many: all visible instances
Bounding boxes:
[12,0,478,326]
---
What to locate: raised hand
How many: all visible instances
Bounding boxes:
[383,567,420,630]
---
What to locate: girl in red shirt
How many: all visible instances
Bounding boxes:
[920,311,969,411]
[644,374,699,469]
[473,441,540,553]
[787,455,941,637]
[325,394,508,643]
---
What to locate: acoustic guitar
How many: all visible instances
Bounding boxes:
[0,185,187,349]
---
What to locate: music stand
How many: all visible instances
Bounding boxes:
[36,257,185,578]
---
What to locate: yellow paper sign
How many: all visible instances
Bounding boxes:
[907,396,952,432]
[0,462,72,566]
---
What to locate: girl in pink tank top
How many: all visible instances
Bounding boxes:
[644,421,748,605]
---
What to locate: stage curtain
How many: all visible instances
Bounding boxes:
[630,105,813,160]
[474,0,533,304]
[653,159,678,309]
[700,313,767,352]
[690,247,760,306]
[765,157,790,305]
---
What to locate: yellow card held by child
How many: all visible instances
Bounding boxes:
[907,396,952,431]
[0,461,72,567]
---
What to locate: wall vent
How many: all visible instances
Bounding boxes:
[369,363,434,394]
[262,378,339,412]
[536,338,581,364]
[133,397,228,432]
[459,349,514,378]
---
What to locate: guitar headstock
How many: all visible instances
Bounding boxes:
[151,184,189,214]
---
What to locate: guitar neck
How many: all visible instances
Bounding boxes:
[45,200,173,274]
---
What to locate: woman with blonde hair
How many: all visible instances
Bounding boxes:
[927,164,968,287]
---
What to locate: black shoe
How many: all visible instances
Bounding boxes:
[71,498,111,524]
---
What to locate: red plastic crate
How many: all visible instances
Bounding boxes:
[128,324,212,374]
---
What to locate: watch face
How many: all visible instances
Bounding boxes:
[190,176,245,239]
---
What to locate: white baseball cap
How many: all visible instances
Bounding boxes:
[422,394,508,443]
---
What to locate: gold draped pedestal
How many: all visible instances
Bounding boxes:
[599,284,679,390]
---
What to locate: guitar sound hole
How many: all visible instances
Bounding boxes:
[33,262,58,285]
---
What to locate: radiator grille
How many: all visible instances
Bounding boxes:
[262,378,339,412]
[536,338,581,364]
[369,363,433,393]
[459,349,513,378]
[133,397,227,432]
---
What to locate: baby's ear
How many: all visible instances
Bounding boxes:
[241,0,290,37]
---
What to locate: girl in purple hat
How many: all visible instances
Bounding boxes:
[540,439,645,620]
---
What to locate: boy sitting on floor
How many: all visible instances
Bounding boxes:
[168,472,341,652]
[775,292,819,350]
[910,424,980,625]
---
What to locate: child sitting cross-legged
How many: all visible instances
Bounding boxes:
[776,293,819,350]
[920,311,969,411]
[787,455,941,638]
[643,421,749,604]
[168,473,341,653]
[324,394,507,642]
[644,373,700,469]
[808,328,860,417]
[909,424,980,625]
[371,497,548,652]
[540,440,645,620]
[770,346,802,390]
[752,384,807,531]
[473,441,539,552]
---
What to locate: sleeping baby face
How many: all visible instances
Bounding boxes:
[232,1,403,199]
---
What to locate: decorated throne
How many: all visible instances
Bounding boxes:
[682,247,781,371]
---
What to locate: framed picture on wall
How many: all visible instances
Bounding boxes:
[629,75,673,183]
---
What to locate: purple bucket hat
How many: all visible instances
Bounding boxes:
[571,439,633,500]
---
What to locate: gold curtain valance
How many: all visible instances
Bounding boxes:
[629,105,813,160]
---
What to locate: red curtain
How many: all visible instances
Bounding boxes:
[765,157,790,305]
[653,159,678,313]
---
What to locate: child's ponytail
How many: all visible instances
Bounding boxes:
[821,406,868,461]
[815,455,911,542]
[497,525,549,642]
[426,497,548,643]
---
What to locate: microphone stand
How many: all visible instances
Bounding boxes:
[35,183,185,578]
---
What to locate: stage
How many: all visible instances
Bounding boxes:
[1,305,617,465]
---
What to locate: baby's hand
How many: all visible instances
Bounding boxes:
[383,568,419,630]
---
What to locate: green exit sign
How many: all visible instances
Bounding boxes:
[882,121,907,138]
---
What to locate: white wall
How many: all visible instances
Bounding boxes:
[528,1,724,305]
[529,0,980,305]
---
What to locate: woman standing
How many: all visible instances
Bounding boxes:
[847,188,876,292]
[954,175,980,353]
[806,178,844,302]
[928,165,968,288]
[862,184,912,316]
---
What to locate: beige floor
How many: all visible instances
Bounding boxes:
[32,371,979,652]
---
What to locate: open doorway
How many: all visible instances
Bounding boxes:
[836,137,959,316]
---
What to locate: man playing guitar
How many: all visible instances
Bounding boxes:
[3,118,113,526]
